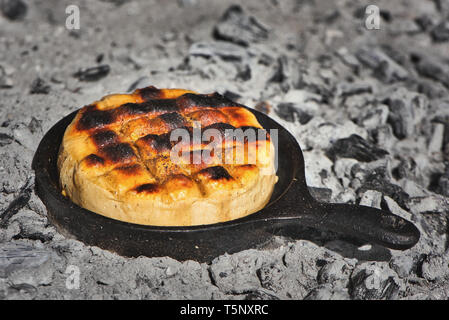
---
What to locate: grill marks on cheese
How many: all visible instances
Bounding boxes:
[64,86,271,200]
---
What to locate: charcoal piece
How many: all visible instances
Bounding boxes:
[415,14,438,31]
[213,5,269,47]
[384,98,412,139]
[28,117,42,134]
[392,157,416,180]
[326,134,388,162]
[73,65,110,82]
[412,54,449,88]
[29,78,50,94]
[349,269,399,300]
[268,56,302,90]
[431,21,449,42]
[0,0,27,21]
[358,167,409,209]
[356,47,408,83]
[436,164,449,197]
[189,41,247,61]
[0,178,33,228]
[338,82,372,98]
[0,133,13,147]
[275,103,312,124]
[236,64,251,81]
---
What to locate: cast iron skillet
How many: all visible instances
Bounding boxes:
[32,108,420,262]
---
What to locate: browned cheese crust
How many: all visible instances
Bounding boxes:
[58,86,278,226]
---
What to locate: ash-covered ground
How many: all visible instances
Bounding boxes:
[1,0,449,300]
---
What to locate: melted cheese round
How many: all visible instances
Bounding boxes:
[58,86,278,226]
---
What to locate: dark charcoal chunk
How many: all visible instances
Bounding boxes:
[0,133,13,147]
[0,0,27,21]
[189,41,247,61]
[415,14,438,31]
[349,269,399,300]
[213,5,269,47]
[436,165,449,197]
[411,53,449,88]
[356,47,408,83]
[326,134,388,162]
[73,65,110,82]
[392,157,416,180]
[431,21,449,42]
[236,64,251,81]
[384,98,412,139]
[0,177,33,228]
[29,78,50,94]
[275,103,312,124]
[358,167,409,209]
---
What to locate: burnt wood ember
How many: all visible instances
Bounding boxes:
[355,47,408,83]
[29,78,50,95]
[431,21,449,42]
[0,132,13,147]
[357,167,410,209]
[0,177,33,228]
[411,53,449,88]
[213,5,269,47]
[275,103,312,124]
[0,0,27,21]
[326,134,388,162]
[73,65,110,82]
[349,264,400,300]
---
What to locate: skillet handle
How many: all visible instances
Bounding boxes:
[306,201,420,250]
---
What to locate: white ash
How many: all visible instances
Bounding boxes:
[0,0,449,300]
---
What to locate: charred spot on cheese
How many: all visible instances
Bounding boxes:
[117,99,179,117]
[77,105,114,130]
[158,112,186,130]
[139,134,173,153]
[178,92,243,110]
[136,86,163,101]
[198,166,233,180]
[83,154,105,166]
[100,143,136,163]
[134,183,160,194]
[91,130,119,148]
[114,164,142,175]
